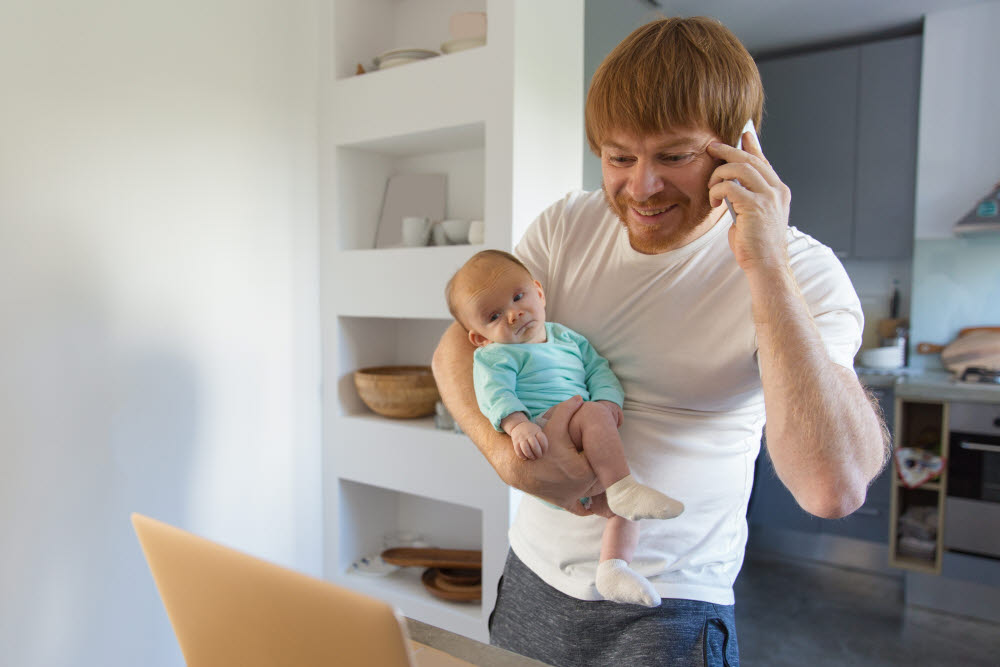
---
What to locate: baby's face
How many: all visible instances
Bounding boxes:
[458,261,547,347]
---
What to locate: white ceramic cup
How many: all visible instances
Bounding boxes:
[401,216,431,246]
[467,220,485,245]
[440,219,470,244]
[430,222,449,246]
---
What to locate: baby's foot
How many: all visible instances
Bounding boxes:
[605,474,684,521]
[595,559,661,607]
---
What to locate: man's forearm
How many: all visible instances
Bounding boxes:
[748,266,888,519]
[431,322,522,486]
[431,322,597,512]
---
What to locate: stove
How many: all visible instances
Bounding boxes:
[959,367,1000,384]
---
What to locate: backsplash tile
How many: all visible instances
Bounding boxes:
[909,236,1000,370]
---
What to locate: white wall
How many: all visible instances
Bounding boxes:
[914,0,1000,239]
[908,0,1000,366]
[0,2,321,666]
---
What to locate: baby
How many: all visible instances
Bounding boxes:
[445,249,684,607]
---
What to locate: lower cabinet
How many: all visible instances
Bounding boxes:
[749,385,895,545]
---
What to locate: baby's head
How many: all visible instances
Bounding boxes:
[446,250,548,348]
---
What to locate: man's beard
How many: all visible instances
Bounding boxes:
[602,185,715,255]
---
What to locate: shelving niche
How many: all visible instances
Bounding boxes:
[332,0,488,82]
[336,480,484,638]
[334,123,485,252]
[888,400,950,574]
[321,0,584,642]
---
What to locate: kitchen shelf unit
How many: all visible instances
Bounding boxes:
[888,399,950,574]
[320,0,584,642]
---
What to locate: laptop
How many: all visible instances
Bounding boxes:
[132,513,474,667]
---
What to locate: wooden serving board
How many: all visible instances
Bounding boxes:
[916,326,1000,354]
[940,330,1000,373]
[421,568,481,602]
[380,547,482,569]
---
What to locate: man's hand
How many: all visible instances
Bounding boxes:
[510,421,548,460]
[596,400,623,427]
[707,132,886,519]
[706,130,792,274]
[524,395,602,516]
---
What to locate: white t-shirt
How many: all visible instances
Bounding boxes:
[510,189,862,605]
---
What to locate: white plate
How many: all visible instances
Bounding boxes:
[349,553,399,577]
[374,48,438,66]
[440,37,486,54]
[377,57,424,70]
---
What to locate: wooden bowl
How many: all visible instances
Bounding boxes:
[353,365,439,418]
[421,568,481,602]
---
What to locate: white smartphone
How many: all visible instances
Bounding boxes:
[724,119,759,221]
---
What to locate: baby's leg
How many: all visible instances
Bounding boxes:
[568,402,684,521]
[595,516,661,607]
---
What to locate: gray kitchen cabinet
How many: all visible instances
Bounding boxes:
[823,385,895,542]
[853,36,921,259]
[757,46,859,257]
[750,440,820,533]
[749,385,895,543]
[756,35,921,259]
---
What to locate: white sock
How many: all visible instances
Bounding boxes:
[605,474,684,521]
[595,559,661,607]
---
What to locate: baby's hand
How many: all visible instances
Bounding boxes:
[510,421,549,460]
[597,400,624,427]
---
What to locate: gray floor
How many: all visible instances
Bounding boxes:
[734,552,1000,666]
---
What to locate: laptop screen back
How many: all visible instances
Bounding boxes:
[132,513,415,667]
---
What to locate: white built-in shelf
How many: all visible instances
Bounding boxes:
[331,246,483,317]
[323,0,583,642]
[333,414,503,510]
[340,569,484,638]
[330,475,489,641]
[331,51,492,146]
[336,120,484,157]
[332,0,489,80]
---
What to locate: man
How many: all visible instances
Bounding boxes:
[432,16,887,666]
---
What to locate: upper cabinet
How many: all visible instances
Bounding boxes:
[757,35,922,260]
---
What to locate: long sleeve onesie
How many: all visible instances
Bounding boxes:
[473,322,625,431]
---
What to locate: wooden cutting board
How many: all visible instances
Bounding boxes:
[940,331,1000,373]
[916,326,1000,354]
[421,568,481,602]
[917,328,1000,373]
[380,547,481,569]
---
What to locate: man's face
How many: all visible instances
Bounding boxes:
[600,126,726,255]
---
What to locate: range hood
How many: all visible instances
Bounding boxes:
[954,181,1000,235]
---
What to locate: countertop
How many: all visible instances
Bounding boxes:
[856,368,1000,403]
[407,618,551,667]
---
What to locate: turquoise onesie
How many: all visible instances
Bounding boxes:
[473,322,625,431]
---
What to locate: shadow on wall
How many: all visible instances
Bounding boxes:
[0,222,200,667]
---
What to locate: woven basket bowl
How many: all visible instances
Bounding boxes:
[353,365,440,418]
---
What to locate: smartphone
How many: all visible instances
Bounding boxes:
[724,119,759,221]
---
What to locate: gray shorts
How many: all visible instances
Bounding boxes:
[489,549,739,667]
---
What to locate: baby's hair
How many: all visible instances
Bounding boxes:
[446,249,534,329]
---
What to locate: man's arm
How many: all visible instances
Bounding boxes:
[748,268,888,518]
[431,322,599,515]
[708,132,888,519]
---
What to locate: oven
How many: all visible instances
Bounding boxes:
[944,401,1000,559]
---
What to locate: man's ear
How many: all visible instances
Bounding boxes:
[534,280,545,307]
[468,329,490,348]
